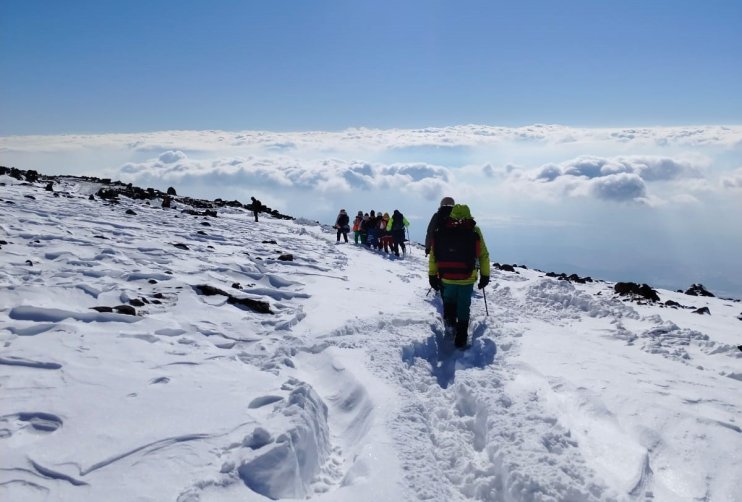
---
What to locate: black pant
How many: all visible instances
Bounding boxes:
[253,210,259,222]
[337,229,348,242]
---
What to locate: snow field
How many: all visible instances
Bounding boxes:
[1,174,741,501]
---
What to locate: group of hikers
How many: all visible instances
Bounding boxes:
[334,197,490,349]
[334,209,410,257]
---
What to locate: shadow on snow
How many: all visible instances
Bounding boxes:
[401,321,497,389]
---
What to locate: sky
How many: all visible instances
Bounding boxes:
[1,1,741,296]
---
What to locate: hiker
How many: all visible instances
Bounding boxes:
[386,209,409,256]
[425,196,455,256]
[359,213,370,244]
[428,204,490,349]
[352,211,363,244]
[379,212,393,253]
[250,197,262,222]
[334,209,350,243]
[162,194,172,209]
[366,210,378,249]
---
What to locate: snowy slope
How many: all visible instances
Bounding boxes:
[1,175,741,502]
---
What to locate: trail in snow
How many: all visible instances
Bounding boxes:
[1,174,741,502]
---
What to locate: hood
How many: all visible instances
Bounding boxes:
[449,204,472,220]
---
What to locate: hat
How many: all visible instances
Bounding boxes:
[440,196,455,207]
[383,212,389,219]
[449,204,472,220]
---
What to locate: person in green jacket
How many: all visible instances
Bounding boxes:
[428,204,490,348]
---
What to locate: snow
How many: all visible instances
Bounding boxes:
[1,175,741,501]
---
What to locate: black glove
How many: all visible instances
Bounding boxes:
[425,247,430,257]
[429,275,440,291]
[478,276,490,289]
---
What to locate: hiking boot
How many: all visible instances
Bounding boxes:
[443,303,456,335]
[454,319,469,349]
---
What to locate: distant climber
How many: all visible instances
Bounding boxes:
[387,209,409,257]
[334,209,350,243]
[250,197,262,222]
[428,204,490,349]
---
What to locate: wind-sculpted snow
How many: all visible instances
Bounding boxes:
[1,173,741,501]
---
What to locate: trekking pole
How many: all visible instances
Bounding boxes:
[426,287,432,296]
[483,288,490,316]
[406,228,412,255]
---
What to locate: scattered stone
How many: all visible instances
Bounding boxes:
[152,292,164,299]
[89,194,95,200]
[201,221,211,226]
[167,186,177,196]
[25,170,40,183]
[183,209,218,218]
[149,279,158,285]
[140,297,150,304]
[125,209,137,215]
[172,243,189,250]
[664,300,682,308]
[684,284,715,297]
[262,240,278,244]
[232,282,242,289]
[129,299,145,307]
[197,230,207,235]
[193,284,272,314]
[494,263,517,273]
[114,305,136,316]
[0,240,7,245]
[24,194,36,200]
[45,182,54,191]
[93,235,108,239]
[151,300,162,305]
[692,307,711,315]
[614,282,660,303]
[90,306,113,313]
[278,254,294,261]
[737,313,742,321]
[25,260,33,266]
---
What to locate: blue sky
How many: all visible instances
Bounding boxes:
[1,0,741,134]
[1,2,741,297]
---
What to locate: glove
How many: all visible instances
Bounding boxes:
[478,276,490,289]
[429,275,441,291]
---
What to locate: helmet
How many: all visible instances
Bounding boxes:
[440,196,455,207]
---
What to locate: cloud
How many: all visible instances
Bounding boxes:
[722,168,742,190]
[541,155,703,182]
[588,173,648,202]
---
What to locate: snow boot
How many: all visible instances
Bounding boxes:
[443,303,456,335]
[454,319,469,349]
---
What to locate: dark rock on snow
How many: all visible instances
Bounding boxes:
[614,282,660,303]
[193,284,272,314]
[129,299,145,307]
[692,307,711,315]
[172,243,189,250]
[278,254,294,261]
[167,186,177,196]
[684,284,715,297]
[114,305,136,316]
[90,306,113,313]
[125,209,137,215]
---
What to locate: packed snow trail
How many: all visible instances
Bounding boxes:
[1,175,741,501]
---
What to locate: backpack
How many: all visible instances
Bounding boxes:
[391,211,405,230]
[433,217,479,279]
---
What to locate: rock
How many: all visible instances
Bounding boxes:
[129,299,145,307]
[125,209,137,215]
[152,292,164,299]
[90,306,113,313]
[692,306,711,315]
[149,279,158,285]
[45,181,54,191]
[193,284,272,314]
[232,282,242,289]
[684,284,715,297]
[664,300,682,308]
[89,194,95,200]
[167,186,177,196]
[197,230,207,235]
[278,254,294,261]
[262,240,278,244]
[172,243,189,250]
[201,221,211,226]
[25,170,40,183]
[494,263,516,272]
[114,305,136,315]
[25,260,33,266]
[614,282,660,302]
[25,194,36,200]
